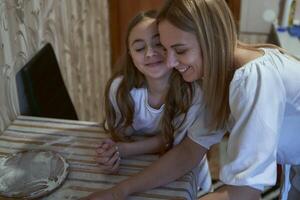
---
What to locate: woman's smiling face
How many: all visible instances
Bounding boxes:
[158,20,203,82]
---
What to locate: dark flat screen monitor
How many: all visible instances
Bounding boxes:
[16,43,78,120]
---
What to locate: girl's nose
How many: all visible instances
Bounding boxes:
[145,47,157,58]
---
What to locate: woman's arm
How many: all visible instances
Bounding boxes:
[114,137,208,197]
[86,136,207,199]
[117,133,165,157]
[199,185,260,200]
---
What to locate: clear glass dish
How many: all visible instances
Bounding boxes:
[0,150,69,199]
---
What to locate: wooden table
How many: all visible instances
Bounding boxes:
[0,116,198,200]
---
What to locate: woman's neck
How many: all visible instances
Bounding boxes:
[234,46,265,69]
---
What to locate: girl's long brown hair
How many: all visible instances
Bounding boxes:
[103,10,193,150]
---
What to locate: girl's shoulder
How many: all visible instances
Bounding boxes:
[110,75,146,97]
[109,75,128,94]
[108,76,124,100]
[110,76,124,89]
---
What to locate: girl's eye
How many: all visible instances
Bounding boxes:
[135,47,145,52]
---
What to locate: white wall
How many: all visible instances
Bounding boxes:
[238,0,281,43]
[240,0,280,34]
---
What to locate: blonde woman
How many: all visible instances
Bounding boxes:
[156,0,300,200]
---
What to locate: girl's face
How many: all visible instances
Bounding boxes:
[128,18,170,80]
[158,20,203,82]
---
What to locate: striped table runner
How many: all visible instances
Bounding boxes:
[0,116,198,200]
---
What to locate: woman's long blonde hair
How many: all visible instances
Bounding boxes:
[158,0,299,131]
[158,0,237,130]
[103,10,193,150]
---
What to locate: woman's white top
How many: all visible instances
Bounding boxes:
[188,48,300,191]
[109,76,212,191]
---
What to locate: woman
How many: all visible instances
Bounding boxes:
[156,0,300,199]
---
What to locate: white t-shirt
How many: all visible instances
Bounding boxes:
[109,76,207,145]
[109,76,212,192]
[188,48,300,191]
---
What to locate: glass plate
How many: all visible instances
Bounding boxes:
[0,150,69,199]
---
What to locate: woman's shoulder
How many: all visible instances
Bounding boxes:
[232,48,284,84]
[229,48,287,107]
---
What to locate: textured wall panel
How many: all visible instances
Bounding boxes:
[0,0,111,132]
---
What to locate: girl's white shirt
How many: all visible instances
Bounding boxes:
[108,76,212,192]
[109,77,163,136]
[188,48,300,191]
[109,76,207,145]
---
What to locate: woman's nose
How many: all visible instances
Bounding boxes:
[166,53,178,68]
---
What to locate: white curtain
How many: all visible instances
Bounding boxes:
[0,0,111,132]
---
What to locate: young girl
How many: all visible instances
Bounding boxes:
[82,10,212,199]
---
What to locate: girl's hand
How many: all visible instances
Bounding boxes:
[95,138,121,173]
[96,138,115,153]
[79,187,125,200]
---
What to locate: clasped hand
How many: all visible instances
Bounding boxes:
[95,138,121,174]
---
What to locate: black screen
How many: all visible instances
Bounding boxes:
[16,43,78,120]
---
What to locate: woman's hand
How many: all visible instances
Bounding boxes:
[79,187,126,200]
[95,138,121,174]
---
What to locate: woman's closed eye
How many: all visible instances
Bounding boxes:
[175,49,187,55]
